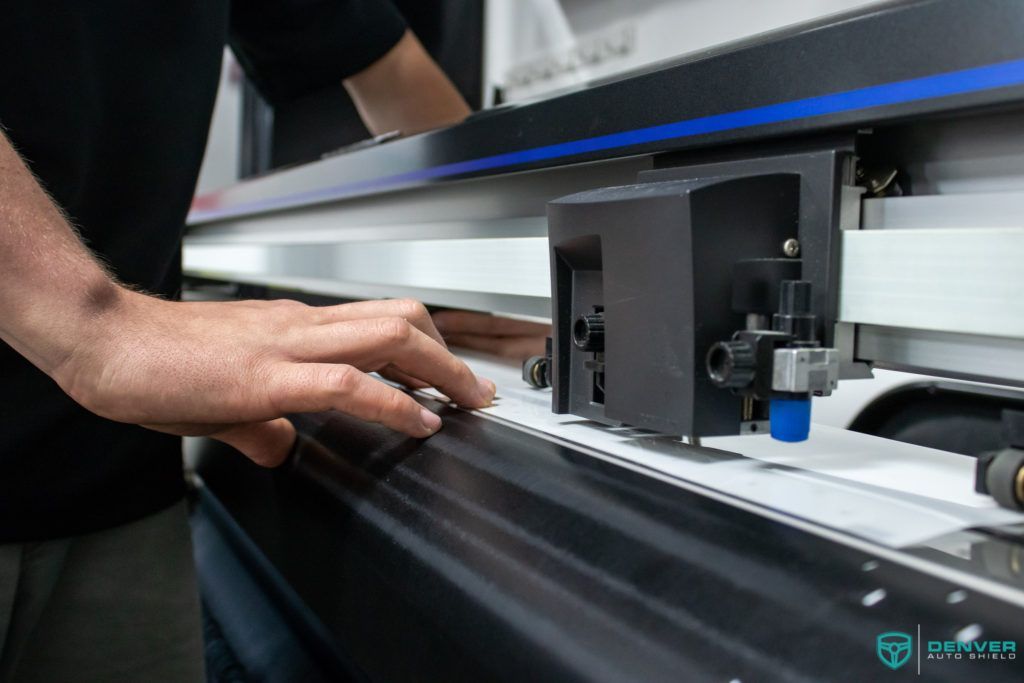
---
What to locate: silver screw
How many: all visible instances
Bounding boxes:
[782,238,800,258]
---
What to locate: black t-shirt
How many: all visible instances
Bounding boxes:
[0,1,406,542]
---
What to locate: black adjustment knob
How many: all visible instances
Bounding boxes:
[572,312,605,352]
[706,340,756,389]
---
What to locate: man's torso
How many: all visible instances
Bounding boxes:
[0,1,228,541]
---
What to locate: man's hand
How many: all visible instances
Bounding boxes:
[1,125,496,471]
[432,310,551,361]
[48,293,494,467]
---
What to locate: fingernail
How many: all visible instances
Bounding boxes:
[477,377,497,401]
[420,408,442,434]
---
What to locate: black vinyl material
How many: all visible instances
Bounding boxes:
[194,403,1024,682]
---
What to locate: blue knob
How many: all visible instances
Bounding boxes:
[770,398,811,442]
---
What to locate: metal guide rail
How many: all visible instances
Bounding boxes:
[184,181,1024,382]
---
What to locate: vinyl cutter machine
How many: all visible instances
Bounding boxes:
[184,1,1024,680]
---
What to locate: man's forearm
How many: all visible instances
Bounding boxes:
[344,30,471,137]
[0,129,494,465]
[0,132,122,375]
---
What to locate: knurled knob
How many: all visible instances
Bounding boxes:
[706,340,756,389]
[572,312,605,352]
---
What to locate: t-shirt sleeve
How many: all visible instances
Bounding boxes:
[229,0,408,105]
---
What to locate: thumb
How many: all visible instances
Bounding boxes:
[211,418,297,467]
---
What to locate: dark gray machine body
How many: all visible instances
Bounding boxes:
[547,143,850,436]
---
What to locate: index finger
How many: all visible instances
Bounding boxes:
[298,318,495,408]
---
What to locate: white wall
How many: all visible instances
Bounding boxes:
[484,0,885,104]
[195,50,244,196]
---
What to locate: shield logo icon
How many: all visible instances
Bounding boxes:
[877,631,913,670]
